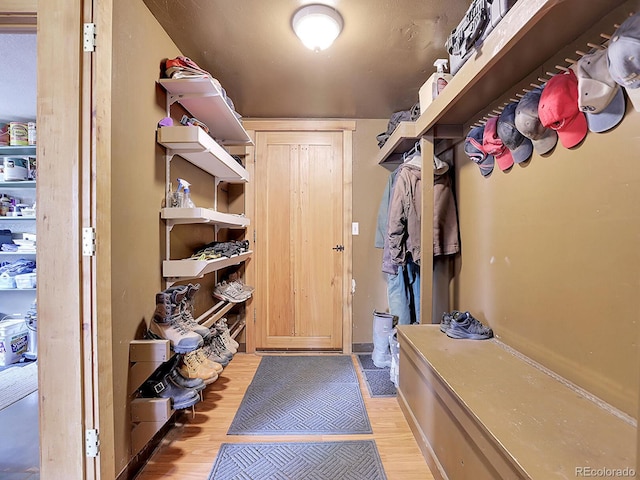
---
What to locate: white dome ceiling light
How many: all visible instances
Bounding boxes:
[292,4,344,52]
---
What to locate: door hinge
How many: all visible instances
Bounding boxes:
[83,23,96,52]
[82,227,96,256]
[253,229,256,243]
[253,308,256,324]
[332,244,344,252]
[85,428,100,457]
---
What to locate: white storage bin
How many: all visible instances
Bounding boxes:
[0,273,15,289]
[0,318,28,365]
[14,273,35,289]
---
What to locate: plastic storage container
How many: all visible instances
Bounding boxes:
[0,317,29,365]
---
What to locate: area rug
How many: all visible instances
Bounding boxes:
[227,355,372,435]
[208,440,387,480]
[356,354,397,398]
[0,361,38,410]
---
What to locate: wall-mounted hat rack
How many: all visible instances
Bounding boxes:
[468,13,634,129]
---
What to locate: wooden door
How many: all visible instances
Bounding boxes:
[255,131,344,350]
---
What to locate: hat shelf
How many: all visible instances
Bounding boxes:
[376,0,628,165]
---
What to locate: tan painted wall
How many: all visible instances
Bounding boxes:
[111,0,181,471]
[453,104,640,417]
[351,119,395,344]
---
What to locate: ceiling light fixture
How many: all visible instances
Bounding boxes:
[292,4,343,52]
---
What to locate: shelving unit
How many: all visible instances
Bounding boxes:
[375,0,627,165]
[130,77,254,455]
[0,145,36,313]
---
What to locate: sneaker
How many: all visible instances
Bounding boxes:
[202,336,230,367]
[440,310,463,333]
[213,281,251,303]
[446,311,493,340]
[227,272,255,295]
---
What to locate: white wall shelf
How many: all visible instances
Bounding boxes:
[158,126,249,182]
[0,181,36,189]
[0,146,36,157]
[162,250,252,281]
[375,0,625,164]
[158,77,253,146]
[0,216,35,221]
[161,207,249,228]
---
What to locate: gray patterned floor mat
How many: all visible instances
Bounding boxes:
[227,355,372,435]
[208,441,387,480]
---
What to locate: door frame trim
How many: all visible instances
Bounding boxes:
[243,119,355,354]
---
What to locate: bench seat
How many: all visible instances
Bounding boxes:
[396,324,636,480]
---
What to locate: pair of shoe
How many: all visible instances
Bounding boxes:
[213,274,253,303]
[440,310,493,340]
[147,283,212,354]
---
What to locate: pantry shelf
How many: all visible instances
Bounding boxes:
[158,77,253,145]
[162,250,252,280]
[161,207,249,228]
[0,181,36,189]
[157,126,249,182]
[0,216,35,221]
[0,146,36,157]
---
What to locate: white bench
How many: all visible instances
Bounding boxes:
[396,325,636,480]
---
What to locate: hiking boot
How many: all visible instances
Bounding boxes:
[203,336,230,367]
[211,333,234,360]
[165,284,212,340]
[178,351,219,385]
[139,372,200,410]
[215,318,239,351]
[168,367,206,393]
[195,347,224,374]
[148,292,204,353]
[446,311,493,340]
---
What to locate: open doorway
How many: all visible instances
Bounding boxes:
[0,26,39,479]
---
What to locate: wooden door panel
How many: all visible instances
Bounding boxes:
[256,131,343,350]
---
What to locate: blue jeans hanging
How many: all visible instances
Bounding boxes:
[387,259,420,325]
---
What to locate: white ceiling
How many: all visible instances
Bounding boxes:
[142,0,471,119]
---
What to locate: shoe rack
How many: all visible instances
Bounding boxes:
[128,339,173,456]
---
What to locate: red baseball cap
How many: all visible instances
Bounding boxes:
[538,70,588,148]
[482,117,514,171]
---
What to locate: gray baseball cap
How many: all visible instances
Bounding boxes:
[607,12,640,112]
[574,48,625,132]
[497,102,533,163]
[514,87,558,155]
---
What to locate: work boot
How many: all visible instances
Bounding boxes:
[202,335,230,367]
[168,367,206,393]
[195,347,224,374]
[215,318,239,351]
[147,291,204,353]
[166,284,212,340]
[178,350,219,385]
[210,332,234,361]
[139,371,200,410]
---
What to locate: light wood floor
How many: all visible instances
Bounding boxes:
[134,353,435,480]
